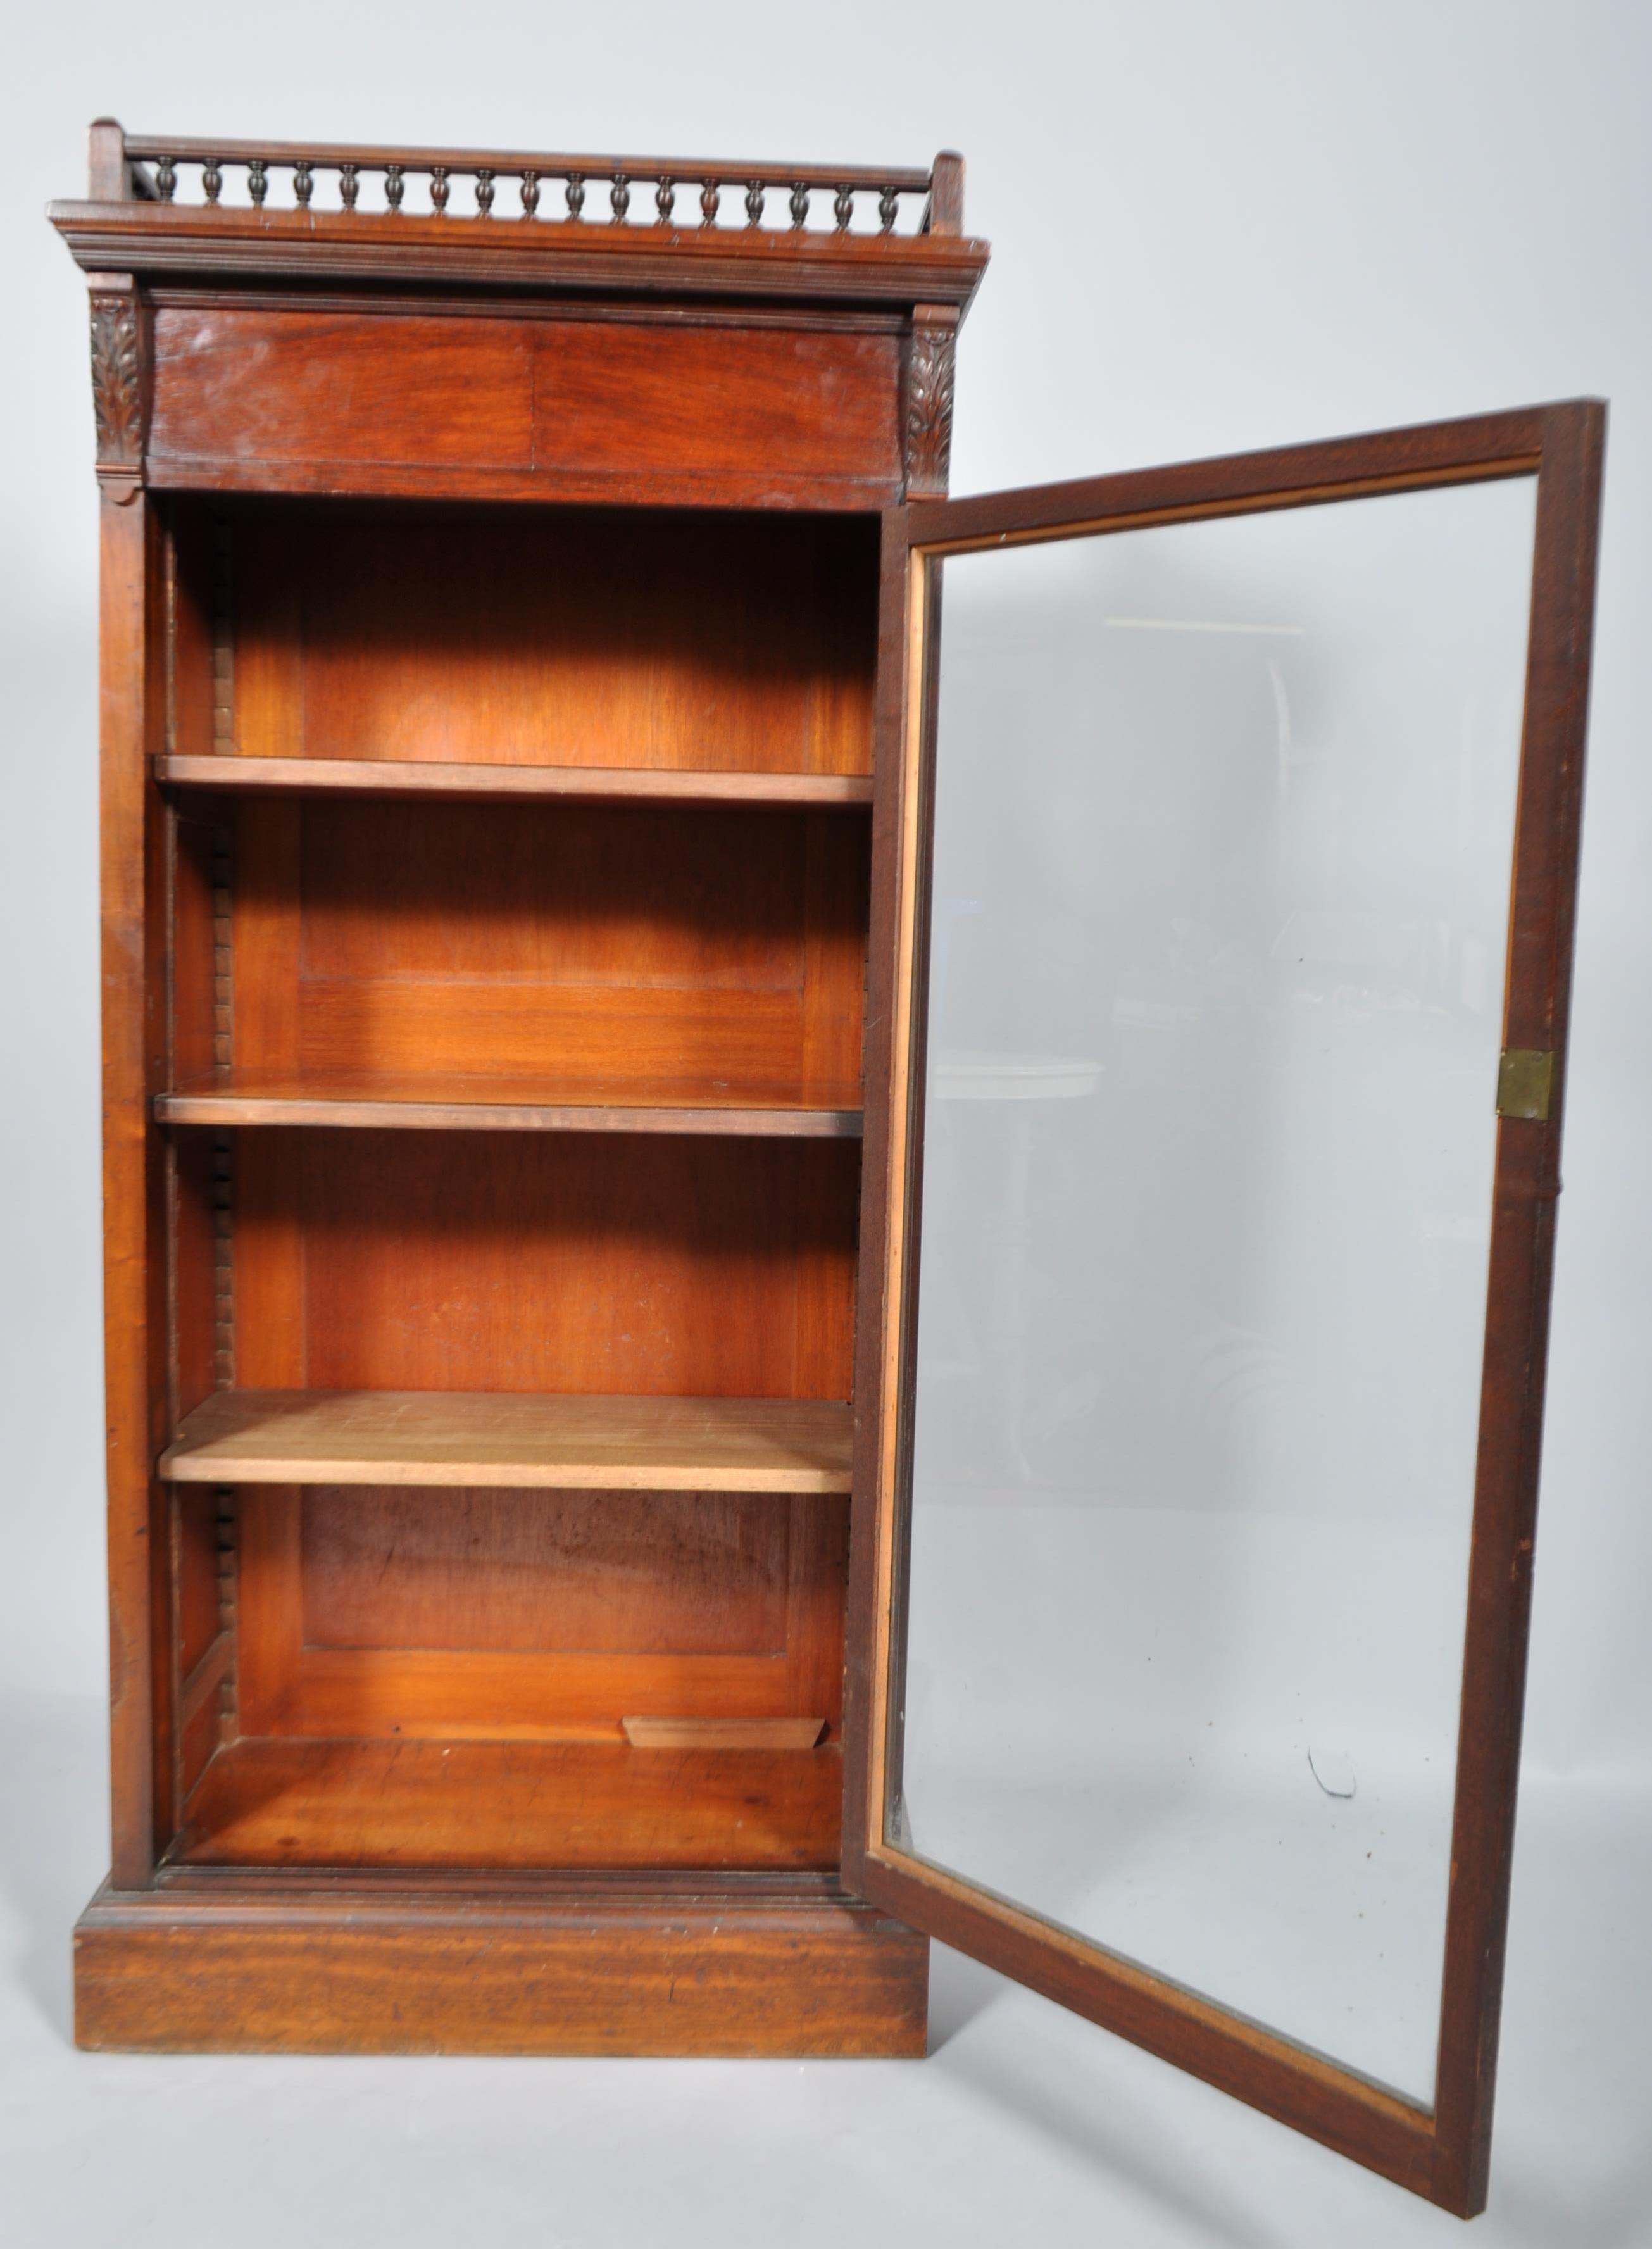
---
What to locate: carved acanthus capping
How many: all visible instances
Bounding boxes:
[89,287,149,499]
[904,316,956,498]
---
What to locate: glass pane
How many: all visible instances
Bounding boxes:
[899,477,1537,2103]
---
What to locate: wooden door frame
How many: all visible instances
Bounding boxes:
[842,402,1606,2215]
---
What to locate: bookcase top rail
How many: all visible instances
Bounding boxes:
[91,120,963,239]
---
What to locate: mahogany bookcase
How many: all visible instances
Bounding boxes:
[53,121,1603,2219]
[53,120,984,2062]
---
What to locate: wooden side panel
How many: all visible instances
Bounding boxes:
[176,1489,221,1676]
[168,502,216,761]
[227,503,877,775]
[170,1103,219,1420]
[100,494,168,1887]
[801,809,873,1094]
[170,810,220,1096]
[75,1888,929,2058]
[235,1486,303,1734]
[178,1669,225,1802]
[166,1493,234,1822]
[232,1134,306,1389]
[793,1089,862,1404]
[232,798,301,1072]
[147,309,901,502]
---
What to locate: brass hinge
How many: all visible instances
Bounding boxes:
[1498,1048,1555,1122]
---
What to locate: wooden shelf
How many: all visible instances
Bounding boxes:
[159,1389,855,1492]
[156,754,875,811]
[156,1070,863,1139]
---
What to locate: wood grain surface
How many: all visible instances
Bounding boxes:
[160,1075,858,1133]
[222,1130,858,1400]
[161,1388,854,1490]
[158,1079,863,1137]
[75,1881,930,2057]
[303,1489,795,1655]
[172,1736,843,1869]
[218,503,877,774]
[158,755,876,808]
[97,492,166,1888]
[57,119,957,2060]
[622,1716,827,1750]
[52,196,989,314]
[232,1481,848,1747]
[143,308,902,502]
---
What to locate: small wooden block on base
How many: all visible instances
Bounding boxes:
[621,1715,827,1750]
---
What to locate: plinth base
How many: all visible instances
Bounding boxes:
[74,1873,929,2057]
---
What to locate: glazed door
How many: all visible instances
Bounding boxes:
[842,406,1604,2217]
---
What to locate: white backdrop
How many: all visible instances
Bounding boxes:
[2,6,1649,2244]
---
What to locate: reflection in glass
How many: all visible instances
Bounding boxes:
[898,479,1537,2102]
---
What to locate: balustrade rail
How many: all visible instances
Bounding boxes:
[103,130,963,237]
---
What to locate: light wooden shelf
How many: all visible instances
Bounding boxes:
[159,1388,855,1493]
[156,753,875,810]
[155,1070,863,1139]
